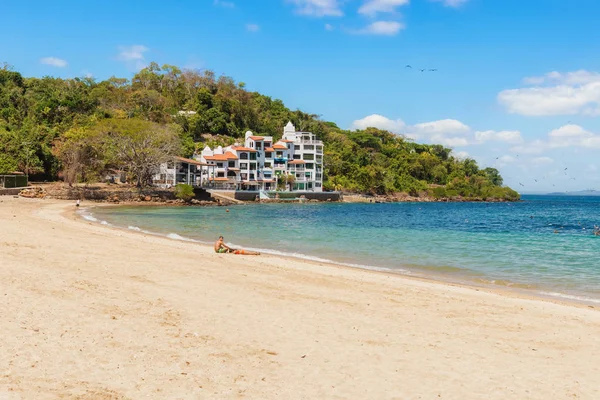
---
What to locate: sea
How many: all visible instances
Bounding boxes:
[83,195,600,304]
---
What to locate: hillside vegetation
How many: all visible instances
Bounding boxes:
[0,62,518,200]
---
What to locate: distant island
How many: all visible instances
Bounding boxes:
[0,62,519,202]
[547,190,600,196]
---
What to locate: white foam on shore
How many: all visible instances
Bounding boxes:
[234,246,413,275]
[167,233,197,242]
[82,214,98,222]
[538,291,600,304]
[128,226,142,232]
[78,208,111,226]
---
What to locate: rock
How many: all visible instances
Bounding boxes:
[144,195,152,202]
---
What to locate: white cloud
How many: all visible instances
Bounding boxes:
[431,0,470,7]
[214,0,235,7]
[510,124,600,158]
[246,23,260,32]
[325,23,334,31]
[117,45,148,61]
[353,21,405,35]
[40,57,67,68]
[351,114,525,150]
[412,119,470,135]
[532,157,554,165]
[499,70,600,116]
[287,0,343,17]
[523,70,600,86]
[351,114,406,132]
[116,45,149,72]
[454,150,469,160]
[431,135,469,147]
[475,130,523,144]
[358,0,409,16]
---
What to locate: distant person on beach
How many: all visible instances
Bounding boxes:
[76,199,80,208]
[214,236,260,255]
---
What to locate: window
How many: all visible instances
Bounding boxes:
[217,172,225,178]
[303,153,314,161]
[287,144,292,149]
[294,145,300,150]
[228,161,235,168]
[316,174,322,180]
[276,152,283,158]
[240,153,248,160]
[255,142,262,150]
[264,142,271,148]
[306,163,314,169]
[240,163,248,169]
[316,183,322,188]
[249,163,257,170]
[250,153,257,161]
[217,163,223,168]
[293,154,301,160]
[264,162,272,168]
[241,173,247,180]
[265,152,272,158]
[304,145,314,150]
[263,173,272,179]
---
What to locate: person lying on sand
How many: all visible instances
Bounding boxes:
[214,236,260,255]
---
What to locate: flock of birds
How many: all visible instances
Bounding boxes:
[405,65,437,72]
[403,68,581,191]
[494,154,577,189]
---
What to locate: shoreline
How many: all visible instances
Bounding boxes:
[3,196,600,399]
[81,201,599,309]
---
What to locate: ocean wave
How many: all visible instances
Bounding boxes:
[82,214,98,222]
[167,233,197,242]
[538,291,600,304]
[128,226,142,232]
[232,245,412,275]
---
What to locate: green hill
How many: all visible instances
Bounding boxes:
[0,62,518,201]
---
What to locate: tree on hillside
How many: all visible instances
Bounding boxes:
[98,119,181,187]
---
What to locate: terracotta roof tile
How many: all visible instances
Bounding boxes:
[175,156,208,166]
[249,136,264,141]
[232,146,257,153]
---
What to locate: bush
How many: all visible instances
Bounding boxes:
[174,184,195,202]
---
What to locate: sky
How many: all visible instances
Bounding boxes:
[2,0,600,192]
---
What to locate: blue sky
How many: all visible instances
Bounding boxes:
[2,0,600,192]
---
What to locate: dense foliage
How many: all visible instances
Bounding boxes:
[0,62,518,200]
[174,184,195,202]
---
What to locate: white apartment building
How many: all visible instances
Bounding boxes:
[196,122,324,192]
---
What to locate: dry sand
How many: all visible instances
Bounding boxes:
[1,196,600,399]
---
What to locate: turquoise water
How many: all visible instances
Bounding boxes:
[86,195,600,303]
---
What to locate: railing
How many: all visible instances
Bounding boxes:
[298,140,323,145]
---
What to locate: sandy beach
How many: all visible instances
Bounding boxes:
[1,197,600,399]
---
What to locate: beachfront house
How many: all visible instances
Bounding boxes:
[196,122,324,192]
[153,156,208,188]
